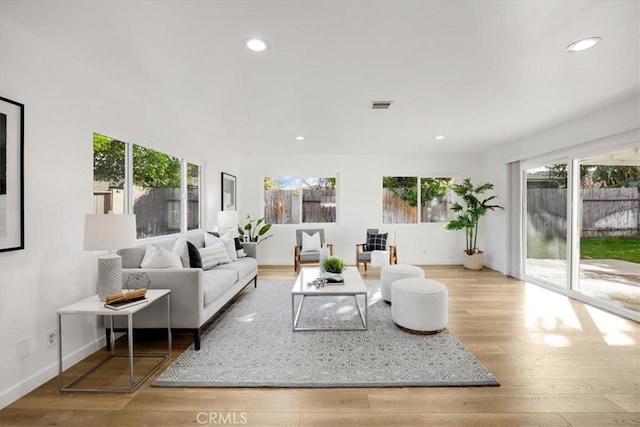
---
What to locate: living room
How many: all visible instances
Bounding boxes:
[1,1,639,425]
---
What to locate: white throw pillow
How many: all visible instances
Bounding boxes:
[219,232,238,261]
[236,248,247,258]
[140,245,183,269]
[199,241,232,270]
[301,232,321,253]
[172,238,190,268]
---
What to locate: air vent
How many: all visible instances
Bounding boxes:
[370,101,393,109]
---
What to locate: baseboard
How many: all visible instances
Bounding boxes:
[0,335,106,409]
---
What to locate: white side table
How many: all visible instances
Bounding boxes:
[57,289,171,393]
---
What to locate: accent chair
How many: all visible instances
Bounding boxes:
[294,229,333,272]
[355,228,398,272]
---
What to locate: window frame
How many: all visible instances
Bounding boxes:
[92,133,202,239]
[263,175,338,225]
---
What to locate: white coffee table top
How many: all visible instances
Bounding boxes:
[291,267,367,296]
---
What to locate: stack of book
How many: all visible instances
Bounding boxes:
[104,288,148,310]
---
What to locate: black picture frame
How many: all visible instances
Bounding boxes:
[221,172,236,211]
[0,96,25,252]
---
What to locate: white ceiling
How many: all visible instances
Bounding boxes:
[1,1,639,156]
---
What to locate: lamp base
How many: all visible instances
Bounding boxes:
[97,254,123,301]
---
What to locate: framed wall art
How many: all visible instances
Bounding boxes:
[0,96,25,252]
[221,172,236,211]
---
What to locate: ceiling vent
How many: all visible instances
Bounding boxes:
[370,101,393,109]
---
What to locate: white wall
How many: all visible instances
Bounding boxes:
[0,18,239,408]
[239,153,480,267]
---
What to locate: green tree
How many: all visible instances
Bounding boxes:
[93,134,181,188]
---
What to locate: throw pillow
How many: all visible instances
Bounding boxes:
[140,245,183,269]
[301,232,321,253]
[220,231,238,261]
[236,248,247,258]
[172,238,203,268]
[366,233,388,251]
[234,237,243,251]
[186,241,203,268]
[199,241,232,270]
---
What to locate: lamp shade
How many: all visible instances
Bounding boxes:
[217,210,238,229]
[84,214,137,251]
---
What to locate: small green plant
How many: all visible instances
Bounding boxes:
[237,214,273,245]
[322,256,346,274]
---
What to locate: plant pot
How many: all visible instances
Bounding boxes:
[463,251,484,270]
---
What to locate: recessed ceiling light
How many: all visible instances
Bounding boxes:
[567,37,601,52]
[245,38,268,52]
[435,135,445,140]
[295,136,305,141]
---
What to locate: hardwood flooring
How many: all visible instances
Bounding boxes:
[1,266,638,426]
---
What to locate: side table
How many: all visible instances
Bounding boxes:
[57,289,171,392]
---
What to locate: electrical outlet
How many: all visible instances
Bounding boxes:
[46,329,57,348]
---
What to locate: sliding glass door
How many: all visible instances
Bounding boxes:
[521,146,639,320]
[576,149,640,314]
[524,162,569,289]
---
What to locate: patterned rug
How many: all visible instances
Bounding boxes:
[153,279,499,387]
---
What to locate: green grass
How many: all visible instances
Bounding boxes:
[580,236,640,264]
[527,235,640,264]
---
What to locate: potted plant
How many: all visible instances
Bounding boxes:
[444,178,503,270]
[237,214,273,245]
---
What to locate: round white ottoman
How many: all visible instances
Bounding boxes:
[380,264,425,303]
[391,278,448,334]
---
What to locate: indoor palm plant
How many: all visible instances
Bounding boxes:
[444,178,503,270]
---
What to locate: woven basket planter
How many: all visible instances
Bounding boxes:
[463,251,484,270]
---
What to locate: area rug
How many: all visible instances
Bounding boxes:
[153,279,499,388]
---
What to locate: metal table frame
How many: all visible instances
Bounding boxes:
[291,267,368,331]
[57,289,171,393]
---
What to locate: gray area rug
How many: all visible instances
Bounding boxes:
[153,279,499,387]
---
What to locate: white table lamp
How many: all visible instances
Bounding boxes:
[84,214,137,301]
[217,210,238,236]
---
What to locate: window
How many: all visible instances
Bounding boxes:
[264,176,337,224]
[383,176,453,224]
[92,133,201,238]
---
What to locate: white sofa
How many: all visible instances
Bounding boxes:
[112,230,258,350]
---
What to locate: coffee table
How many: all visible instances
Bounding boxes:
[291,267,368,331]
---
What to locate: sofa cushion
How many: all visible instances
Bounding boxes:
[214,257,257,280]
[140,245,183,269]
[299,251,320,262]
[119,246,146,268]
[202,269,237,307]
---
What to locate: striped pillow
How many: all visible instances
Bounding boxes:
[199,241,231,270]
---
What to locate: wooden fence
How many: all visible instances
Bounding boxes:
[527,187,639,237]
[264,189,335,224]
[93,186,199,238]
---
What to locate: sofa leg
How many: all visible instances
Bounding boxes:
[105,328,111,351]
[254,276,258,288]
[193,329,201,351]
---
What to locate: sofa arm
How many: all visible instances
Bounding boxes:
[121,268,204,327]
[242,242,257,259]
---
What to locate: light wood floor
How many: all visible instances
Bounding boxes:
[1,266,639,426]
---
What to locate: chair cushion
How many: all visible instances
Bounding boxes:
[366,233,388,251]
[299,251,320,262]
[357,251,372,262]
